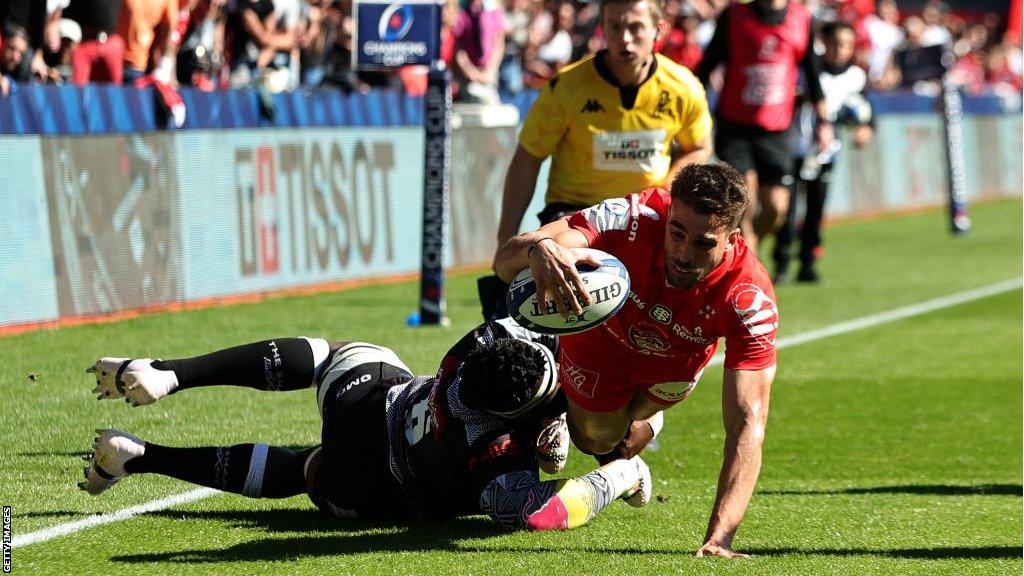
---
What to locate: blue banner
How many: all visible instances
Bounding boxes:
[354,0,442,69]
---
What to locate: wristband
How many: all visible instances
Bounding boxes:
[527,237,553,259]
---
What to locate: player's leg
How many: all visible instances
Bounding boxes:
[79,428,317,498]
[798,162,831,283]
[89,337,333,406]
[771,158,805,283]
[752,128,797,250]
[714,120,760,250]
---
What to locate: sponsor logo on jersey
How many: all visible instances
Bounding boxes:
[591,129,668,173]
[646,380,697,403]
[628,322,672,354]
[698,304,715,319]
[650,304,673,324]
[628,290,646,310]
[730,283,778,347]
[560,352,599,398]
[671,322,711,345]
[584,198,631,233]
[580,99,605,113]
[653,90,673,119]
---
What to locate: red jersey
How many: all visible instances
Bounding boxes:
[718,2,811,131]
[559,188,777,409]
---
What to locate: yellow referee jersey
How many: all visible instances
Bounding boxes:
[519,51,712,207]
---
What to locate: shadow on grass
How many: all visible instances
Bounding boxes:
[759,484,1022,497]
[112,513,507,563]
[742,546,1022,560]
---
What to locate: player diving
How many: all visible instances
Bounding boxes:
[78,319,651,531]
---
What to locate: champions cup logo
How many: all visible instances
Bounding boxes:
[379,4,413,41]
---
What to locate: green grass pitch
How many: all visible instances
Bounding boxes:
[2,199,1021,575]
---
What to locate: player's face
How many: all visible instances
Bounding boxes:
[824,29,856,66]
[663,202,738,289]
[603,1,660,66]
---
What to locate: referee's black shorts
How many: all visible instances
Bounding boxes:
[714,118,795,188]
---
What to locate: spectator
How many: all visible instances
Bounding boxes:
[0,0,50,80]
[499,0,530,94]
[226,0,299,89]
[920,0,952,47]
[523,0,571,86]
[48,17,79,83]
[569,0,599,62]
[659,2,702,71]
[452,0,504,104]
[177,0,227,89]
[64,0,124,84]
[696,0,833,252]
[117,0,179,84]
[862,0,902,87]
[1,22,31,83]
[298,0,332,87]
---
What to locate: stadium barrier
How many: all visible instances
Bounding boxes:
[0,85,1020,331]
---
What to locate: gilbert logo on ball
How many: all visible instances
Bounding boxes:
[506,249,630,335]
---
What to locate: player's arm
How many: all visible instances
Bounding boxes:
[493,219,597,317]
[495,145,547,251]
[800,30,834,150]
[669,134,713,175]
[479,458,647,531]
[697,365,775,558]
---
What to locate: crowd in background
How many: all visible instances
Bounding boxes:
[0,0,1021,100]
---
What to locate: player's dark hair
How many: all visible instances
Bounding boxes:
[820,20,856,41]
[2,23,29,44]
[669,162,749,230]
[459,339,554,419]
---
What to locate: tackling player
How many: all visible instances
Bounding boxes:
[78,319,650,532]
[494,162,778,556]
[478,0,713,320]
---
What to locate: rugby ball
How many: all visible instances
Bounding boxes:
[506,248,630,335]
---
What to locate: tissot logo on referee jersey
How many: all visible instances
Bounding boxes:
[581,99,604,113]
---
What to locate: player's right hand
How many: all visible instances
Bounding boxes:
[528,241,598,318]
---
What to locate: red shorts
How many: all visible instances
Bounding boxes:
[557,334,712,413]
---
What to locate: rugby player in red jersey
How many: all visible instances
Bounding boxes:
[495,162,778,558]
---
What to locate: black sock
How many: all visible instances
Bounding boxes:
[124,443,314,498]
[152,338,316,392]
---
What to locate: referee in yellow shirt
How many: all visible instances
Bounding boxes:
[479,0,713,319]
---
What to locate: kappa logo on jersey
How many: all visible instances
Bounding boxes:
[649,304,673,324]
[379,4,414,41]
[730,283,778,347]
[559,353,599,399]
[628,322,672,354]
[580,99,604,113]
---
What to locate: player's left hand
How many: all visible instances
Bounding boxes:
[529,242,598,318]
[695,541,751,559]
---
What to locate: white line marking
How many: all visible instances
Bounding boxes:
[12,488,219,548]
[704,278,1021,368]
[13,278,1022,548]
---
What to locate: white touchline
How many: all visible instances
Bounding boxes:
[708,277,1022,367]
[12,278,1022,549]
[11,488,219,548]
